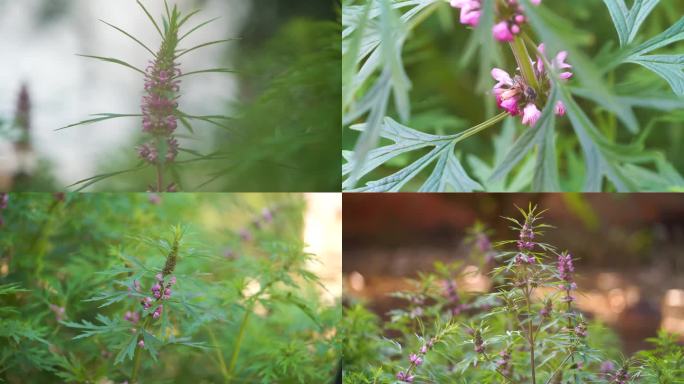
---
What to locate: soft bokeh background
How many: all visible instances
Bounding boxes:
[343,193,684,353]
[0,0,340,191]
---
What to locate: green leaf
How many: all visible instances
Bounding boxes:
[57,113,141,131]
[559,89,609,191]
[99,19,155,56]
[114,333,139,365]
[179,17,221,42]
[68,165,148,192]
[532,111,560,192]
[628,16,684,57]
[137,0,163,38]
[343,115,501,192]
[175,39,237,59]
[63,314,128,340]
[418,144,482,192]
[467,119,534,192]
[77,54,145,75]
[623,17,684,95]
[176,68,235,78]
[488,120,546,184]
[626,54,684,96]
[602,0,660,46]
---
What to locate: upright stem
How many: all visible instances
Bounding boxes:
[156,162,164,192]
[510,36,539,91]
[207,326,230,383]
[566,298,579,384]
[226,308,252,383]
[130,317,151,383]
[130,347,143,383]
[523,266,536,384]
[528,293,536,384]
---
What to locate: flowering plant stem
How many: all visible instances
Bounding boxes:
[482,352,515,383]
[226,308,252,383]
[456,112,508,143]
[130,317,152,382]
[510,37,539,91]
[207,327,230,383]
[524,275,536,384]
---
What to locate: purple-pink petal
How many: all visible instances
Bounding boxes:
[522,103,542,127]
[492,21,515,42]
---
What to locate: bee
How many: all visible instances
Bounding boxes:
[523,84,537,101]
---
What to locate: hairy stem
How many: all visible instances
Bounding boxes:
[566,297,579,384]
[454,112,508,144]
[130,346,143,383]
[130,317,151,382]
[226,307,252,383]
[155,137,165,192]
[510,36,540,91]
[524,267,536,384]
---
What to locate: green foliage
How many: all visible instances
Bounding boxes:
[342,0,684,192]
[205,19,342,192]
[635,331,684,383]
[0,193,338,383]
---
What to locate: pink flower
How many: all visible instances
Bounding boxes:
[451,0,482,27]
[152,305,163,319]
[522,103,542,127]
[536,44,573,81]
[491,68,522,115]
[396,371,415,382]
[531,0,542,5]
[554,101,566,116]
[492,21,515,42]
[409,353,423,366]
[138,340,145,348]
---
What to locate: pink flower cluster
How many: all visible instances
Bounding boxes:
[557,252,577,302]
[450,0,481,27]
[139,273,176,320]
[442,279,467,315]
[514,222,536,264]
[138,56,182,165]
[396,337,436,383]
[492,44,572,126]
[451,0,541,41]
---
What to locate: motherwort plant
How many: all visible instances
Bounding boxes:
[342,0,684,192]
[342,205,680,383]
[62,0,234,191]
[62,226,200,382]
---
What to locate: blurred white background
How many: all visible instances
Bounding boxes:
[0,0,248,185]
